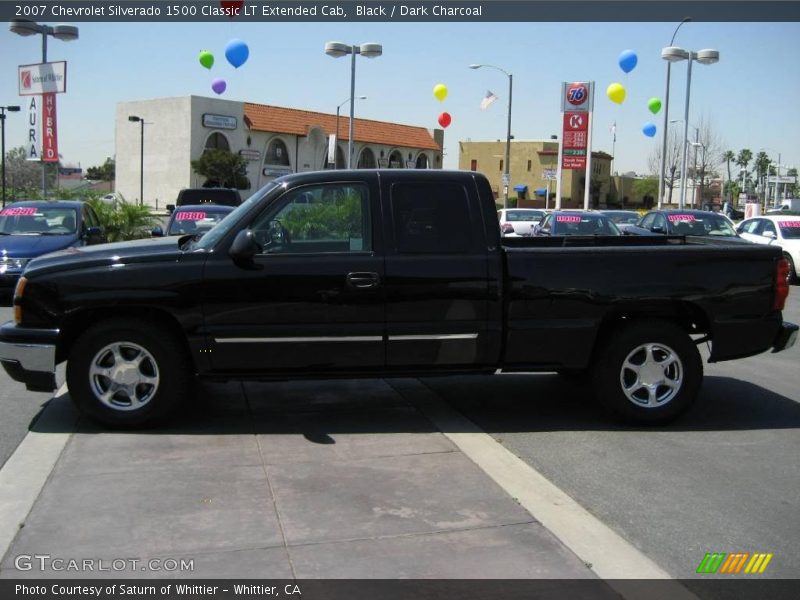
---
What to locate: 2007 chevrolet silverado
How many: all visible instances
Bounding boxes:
[0,170,796,426]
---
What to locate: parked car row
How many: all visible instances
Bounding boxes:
[737,215,800,282]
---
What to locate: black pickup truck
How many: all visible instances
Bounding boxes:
[0,170,796,427]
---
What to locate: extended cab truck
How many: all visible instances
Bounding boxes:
[0,170,797,427]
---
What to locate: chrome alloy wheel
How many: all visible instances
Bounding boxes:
[88,342,160,411]
[619,342,683,408]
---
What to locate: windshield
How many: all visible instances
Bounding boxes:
[506,210,543,222]
[0,206,78,235]
[193,182,280,250]
[778,220,800,239]
[168,208,233,235]
[553,214,622,236]
[666,213,737,237]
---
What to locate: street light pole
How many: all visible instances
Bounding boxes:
[325,42,382,170]
[9,19,78,199]
[658,17,691,209]
[469,63,513,209]
[0,105,21,208]
[127,116,147,206]
[334,96,366,169]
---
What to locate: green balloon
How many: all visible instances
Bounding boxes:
[199,50,214,70]
[648,97,662,114]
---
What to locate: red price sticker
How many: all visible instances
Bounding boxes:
[175,211,206,221]
[0,207,37,216]
[778,221,800,228]
[556,215,582,223]
[667,214,696,222]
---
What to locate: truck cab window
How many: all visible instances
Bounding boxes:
[250,183,371,254]
[391,182,472,253]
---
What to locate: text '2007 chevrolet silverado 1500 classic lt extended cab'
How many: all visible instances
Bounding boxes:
[0,170,797,427]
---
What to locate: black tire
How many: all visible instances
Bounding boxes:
[592,320,702,424]
[66,318,192,427]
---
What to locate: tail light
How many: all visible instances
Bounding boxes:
[501,223,514,234]
[774,258,790,311]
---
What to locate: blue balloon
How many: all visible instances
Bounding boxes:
[225,39,249,68]
[642,122,657,138]
[618,50,638,74]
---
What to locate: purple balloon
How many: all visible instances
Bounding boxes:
[211,78,227,95]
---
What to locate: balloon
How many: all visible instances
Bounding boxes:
[433,83,448,102]
[198,50,214,70]
[642,122,657,137]
[211,78,227,95]
[225,39,249,68]
[438,112,452,128]
[647,97,662,114]
[618,50,638,74]
[606,82,626,104]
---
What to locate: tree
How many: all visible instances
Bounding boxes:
[690,115,724,207]
[86,157,115,181]
[722,150,735,202]
[191,149,248,189]
[753,151,771,204]
[647,130,682,205]
[633,176,659,207]
[736,149,753,194]
[3,146,55,199]
[86,197,159,242]
[788,167,799,198]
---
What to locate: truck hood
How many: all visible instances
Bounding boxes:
[0,233,79,258]
[23,236,193,278]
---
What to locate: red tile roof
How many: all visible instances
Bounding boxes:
[244,103,441,151]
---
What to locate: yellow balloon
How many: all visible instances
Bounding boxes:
[433,83,448,102]
[606,82,626,105]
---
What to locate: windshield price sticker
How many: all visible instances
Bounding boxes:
[778,221,800,228]
[556,215,582,223]
[175,212,206,221]
[668,214,696,222]
[0,207,37,216]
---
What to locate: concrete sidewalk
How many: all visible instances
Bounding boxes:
[0,378,597,579]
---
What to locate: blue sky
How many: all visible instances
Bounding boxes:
[2,19,799,175]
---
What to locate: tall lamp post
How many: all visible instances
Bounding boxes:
[334,95,366,168]
[127,116,148,206]
[469,63,513,209]
[0,105,21,208]
[9,19,79,199]
[690,141,706,209]
[324,42,382,169]
[661,45,719,209]
[657,17,691,209]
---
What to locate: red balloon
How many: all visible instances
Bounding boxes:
[438,112,452,128]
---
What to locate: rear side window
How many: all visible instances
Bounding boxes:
[391,182,472,254]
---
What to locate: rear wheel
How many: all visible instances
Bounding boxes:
[592,320,702,424]
[66,318,192,427]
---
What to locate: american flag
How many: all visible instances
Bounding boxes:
[480,90,498,110]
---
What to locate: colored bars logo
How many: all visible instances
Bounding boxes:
[697,552,773,574]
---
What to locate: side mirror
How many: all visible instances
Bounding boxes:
[151,226,164,237]
[229,229,261,263]
[166,204,175,214]
[85,226,105,244]
[764,231,776,240]
[651,226,666,234]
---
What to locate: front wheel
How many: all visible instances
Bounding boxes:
[66,318,192,427]
[592,320,702,424]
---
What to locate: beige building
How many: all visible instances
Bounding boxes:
[115,95,444,208]
[458,139,637,208]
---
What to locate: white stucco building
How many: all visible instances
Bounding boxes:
[115,96,444,208]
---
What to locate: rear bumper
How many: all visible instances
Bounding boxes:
[0,321,59,392]
[772,321,799,353]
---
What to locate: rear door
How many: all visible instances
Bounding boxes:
[381,173,493,369]
[201,175,385,374]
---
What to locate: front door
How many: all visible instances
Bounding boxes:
[201,177,385,375]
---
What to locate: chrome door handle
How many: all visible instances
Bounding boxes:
[346,272,380,289]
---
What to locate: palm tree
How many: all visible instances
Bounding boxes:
[722,150,735,201]
[754,151,771,204]
[736,149,753,194]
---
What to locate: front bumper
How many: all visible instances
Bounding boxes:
[0,321,59,392]
[772,321,799,353]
